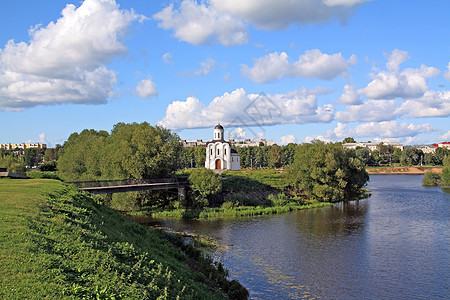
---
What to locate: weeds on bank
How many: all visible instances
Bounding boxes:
[0,179,248,299]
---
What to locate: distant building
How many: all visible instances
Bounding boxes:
[182,136,273,148]
[433,142,450,150]
[0,143,47,150]
[205,124,240,171]
[416,145,437,154]
[342,142,404,152]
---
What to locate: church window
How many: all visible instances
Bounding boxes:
[225,148,227,155]
[217,149,220,155]
[210,148,213,155]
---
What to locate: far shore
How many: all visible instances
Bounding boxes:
[366,166,443,175]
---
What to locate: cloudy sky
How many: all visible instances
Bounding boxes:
[0,0,449,146]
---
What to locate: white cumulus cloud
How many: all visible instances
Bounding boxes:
[153,0,248,46]
[211,0,371,30]
[0,0,143,110]
[359,49,439,100]
[335,100,399,122]
[339,84,361,104]
[396,90,450,118]
[242,50,357,83]
[438,131,450,141]
[135,78,158,99]
[280,134,297,145]
[444,62,450,81]
[158,87,334,130]
[305,121,434,143]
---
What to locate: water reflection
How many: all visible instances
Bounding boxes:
[138,175,449,299]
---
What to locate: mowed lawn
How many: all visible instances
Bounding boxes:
[0,179,64,298]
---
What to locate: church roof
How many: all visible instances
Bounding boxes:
[214,124,224,130]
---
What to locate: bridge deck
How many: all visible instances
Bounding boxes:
[70,177,189,194]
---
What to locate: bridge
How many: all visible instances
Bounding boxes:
[68,177,189,199]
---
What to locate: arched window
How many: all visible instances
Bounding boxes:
[210,148,213,156]
[225,148,227,155]
[217,148,220,155]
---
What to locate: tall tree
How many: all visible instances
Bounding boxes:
[287,140,369,202]
[268,144,282,168]
[193,146,206,168]
[400,147,423,166]
[103,122,182,179]
[342,137,356,143]
[442,155,450,185]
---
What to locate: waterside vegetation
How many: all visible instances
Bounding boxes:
[0,179,248,299]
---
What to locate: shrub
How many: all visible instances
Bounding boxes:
[422,171,442,186]
[189,168,222,198]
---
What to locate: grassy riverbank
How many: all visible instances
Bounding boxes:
[149,202,332,219]
[0,178,247,299]
[141,169,333,219]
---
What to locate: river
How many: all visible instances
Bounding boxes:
[145,175,449,299]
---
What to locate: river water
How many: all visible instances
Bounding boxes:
[146,175,449,299]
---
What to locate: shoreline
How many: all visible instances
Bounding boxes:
[366,166,443,175]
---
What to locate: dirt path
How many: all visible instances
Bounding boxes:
[366,167,443,174]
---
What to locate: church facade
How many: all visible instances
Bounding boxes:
[205,124,240,171]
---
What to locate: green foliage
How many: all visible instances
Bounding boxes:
[442,155,450,186]
[39,160,58,171]
[194,147,206,168]
[400,147,423,166]
[26,171,61,180]
[268,144,282,168]
[422,171,442,186]
[151,202,332,219]
[58,123,182,182]
[342,137,356,143]
[0,151,26,175]
[103,122,182,180]
[189,168,222,199]
[23,148,45,169]
[287,140,369,202]
[0,179,244,299]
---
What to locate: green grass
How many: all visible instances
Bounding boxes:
[222,169,287,192]
[150,202,332,219]
[0,179,247,299]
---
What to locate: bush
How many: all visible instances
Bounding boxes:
[189,168,222,198]
[422,171,442,186]
[266,192,289,206]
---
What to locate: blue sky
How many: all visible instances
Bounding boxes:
[0,0,449,147]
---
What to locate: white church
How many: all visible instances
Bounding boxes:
[205,124,240,171]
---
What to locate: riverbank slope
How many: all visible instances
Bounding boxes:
[0,179,246,299]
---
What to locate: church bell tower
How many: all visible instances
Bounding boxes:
[213,123,224,141]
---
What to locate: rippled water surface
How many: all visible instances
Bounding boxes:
[147,175,449,299]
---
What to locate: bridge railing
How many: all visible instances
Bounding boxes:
[67,176,189,188]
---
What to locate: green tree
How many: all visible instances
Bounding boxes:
[193,146,206,168]
[281,143,297,167]
[268,144,282,168]
[355,147,371,165]
[57,129,109,181]
[0,152,25,175]
[400,147,423,166]
[343,137,356,143]
[180,147,195,168]
[103,122,182,179]
[422,171,442,186]
[435,147,449,165]
[188,168,222,207]
[287,140,369,202]
[23,148,44,169]
[442,155,450,186]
